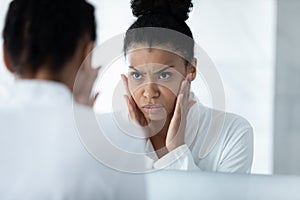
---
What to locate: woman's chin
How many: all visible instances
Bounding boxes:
[144,111,167,121]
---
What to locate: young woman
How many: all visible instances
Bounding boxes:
[0,0,145,199]
[119,0,253,173]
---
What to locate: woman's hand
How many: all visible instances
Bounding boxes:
[165,73,196,152]
[73,64,101,107]
[121,74,148,126]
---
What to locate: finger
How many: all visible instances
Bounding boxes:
[91,65,101,74]
[122,74,136,104]
[183,80,190,98]
[178,81,193,118]
[121,74,132,97]
[124,94,141,122]
[187,73,193,82]
[124,95,136,119]
[89,66,101,80]
[185,73,193,99]
[188,100,197,110]
[173,93,183,122]
[81,66,101,90]
[168,94,184,144]
[179,73,192,109]
[86,92,99,107]
[95,66,102,71]
[182,73,192,92]
[179,79,189,108]
[178,79,187,96]
[124,95,134,110]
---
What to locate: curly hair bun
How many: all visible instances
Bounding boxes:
[131,0,193,21]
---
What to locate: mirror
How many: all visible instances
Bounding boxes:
[0,0,299,176]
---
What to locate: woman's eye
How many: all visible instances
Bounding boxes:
[131,72,143,80]
[159,72,171,79]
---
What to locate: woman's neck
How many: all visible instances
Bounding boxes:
[18,66,75,91]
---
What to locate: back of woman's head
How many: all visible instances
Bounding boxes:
[124,0,194,64]
[2,0,96,75]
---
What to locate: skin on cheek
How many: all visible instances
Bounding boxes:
[131,85,177,121]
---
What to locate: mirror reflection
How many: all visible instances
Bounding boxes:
[0,0,299,178]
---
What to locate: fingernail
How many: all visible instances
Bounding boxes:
[188,73,193,81]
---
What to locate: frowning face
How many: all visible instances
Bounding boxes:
[127,47,195,121]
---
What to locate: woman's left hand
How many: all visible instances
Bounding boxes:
[73,63,101,107]
[165,73,196,152]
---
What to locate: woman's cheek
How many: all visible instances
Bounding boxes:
[132,90,142,105]
[159,80,181,95]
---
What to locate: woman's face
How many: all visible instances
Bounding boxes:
[127,47,195,121]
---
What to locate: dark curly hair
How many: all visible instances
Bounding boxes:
[2,0,96,75]
[124,0,194,65]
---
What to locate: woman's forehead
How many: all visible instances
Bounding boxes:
[127,47,185,66]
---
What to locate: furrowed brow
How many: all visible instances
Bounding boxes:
[154,66,174,74]
[128,66,146,74]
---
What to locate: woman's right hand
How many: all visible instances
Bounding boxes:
[121,74,148,127]
[73,64,101,107]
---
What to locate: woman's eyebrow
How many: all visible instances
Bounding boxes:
[128,65,174,74]
[128,66,140,72]
[128,66,146,74]
[154,66,174,74]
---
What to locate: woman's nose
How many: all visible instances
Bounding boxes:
[142,83,159,99]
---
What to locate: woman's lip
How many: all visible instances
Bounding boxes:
[142,104,163,109]
[142,105,164,114]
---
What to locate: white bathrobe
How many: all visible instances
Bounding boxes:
[98,92,253,173]
[0,80,147,200]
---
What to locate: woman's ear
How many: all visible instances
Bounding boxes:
[3,43,14,73]
[187,58,197,81]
